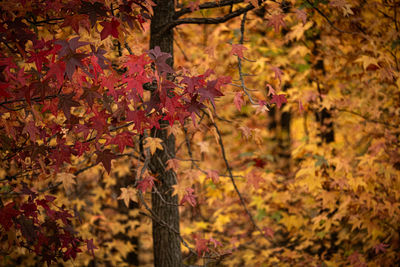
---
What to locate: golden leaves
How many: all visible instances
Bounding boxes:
[143,137,163,155]
[56,172,76,192]
[117,187,138,208]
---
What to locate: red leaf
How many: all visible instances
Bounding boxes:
[263,227,274,238]
[234,92,244,111]
[270,94,287,108]
[86,239,97,257]
[0,202,20,231]
[62,14,90,34]
[209,237,222,248]
[58,93,80,120]
[267,14,286,33]
[105,131,134,153]
[100,18,120,40]
[295,9,307,25]
[0,82,11,99]
[148,46,174,74]
[198,79,224,107]
[207,170,220,183]
[194,235,209,256]
[95,149,117,173]
[230,44,247,59]
[22,120,40,142]
[137,175,156,193]
[373,243,388,254]
[80,85,102,107]
[45,61,65,86]
[180,187,197,207]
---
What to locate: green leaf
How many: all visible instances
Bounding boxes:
[271,211,282,222]
[255,209,267,221]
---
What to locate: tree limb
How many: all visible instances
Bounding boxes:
[174,0,245,19]
[156,4,256,38]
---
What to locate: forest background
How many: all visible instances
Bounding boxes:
[0,0,399,266]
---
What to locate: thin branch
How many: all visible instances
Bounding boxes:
[336,108,398,128]
[205,112,268,240]
[174,0,246,19]
[305,0,358,35]
[156,4,256,38]
[236,12,259,105]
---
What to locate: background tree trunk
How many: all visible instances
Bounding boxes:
[149,1,183,266]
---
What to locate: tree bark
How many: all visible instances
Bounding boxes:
[149,1,183,267]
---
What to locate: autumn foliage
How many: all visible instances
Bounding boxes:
[1,0,399,266]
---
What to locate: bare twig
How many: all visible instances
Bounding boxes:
[205,111,268,240]
[305,0,358,34]
[336,108,398,128]
[236,12,259,105]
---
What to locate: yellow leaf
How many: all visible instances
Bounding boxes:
[144,137,163,155]
[355,55,379,71]
[117,187,137,208]
[56,172,76,192]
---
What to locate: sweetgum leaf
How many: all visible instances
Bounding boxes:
[95,149,116,173]
[58,93,80,120]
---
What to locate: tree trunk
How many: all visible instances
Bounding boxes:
[149,1,183,267]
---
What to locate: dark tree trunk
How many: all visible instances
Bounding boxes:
[149,1,183,267]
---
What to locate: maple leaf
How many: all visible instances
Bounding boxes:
[246,171,263,190]
[100,18,120,40]
[271,66,283,85]
[95,149,117,173]
[80,85,101,107]
[166,158,180,171]
[56,37,89,57]
[0,202,20,231]
[27,50,49,73]
[45,61,66,86]
[56,172,76,192]
[267,14,286,33]
[137,175,156,193]
[194,235,209,256]
[79,1,107,27]
[207,170,219,183]
[373,243,388,254]
[188,0,200,11]
[270,94,287,108]
[234,92,244,111]
[209,237,222,248]
[22,120,40,142]
[295,9,307,25]
[180,187,197,207]
[0,82,11,99]
[147,46,174,74]
[266,84,276,96]
[58,93,80,120]
[263,227,274,238]
[230,44,247,59]
[198,79,224,107]
[118,187,137,207]
[86,239,97,257]
[62,14,90,34]
[105,131,134,153]
[144,137,163,155]
[55,37,89,79]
